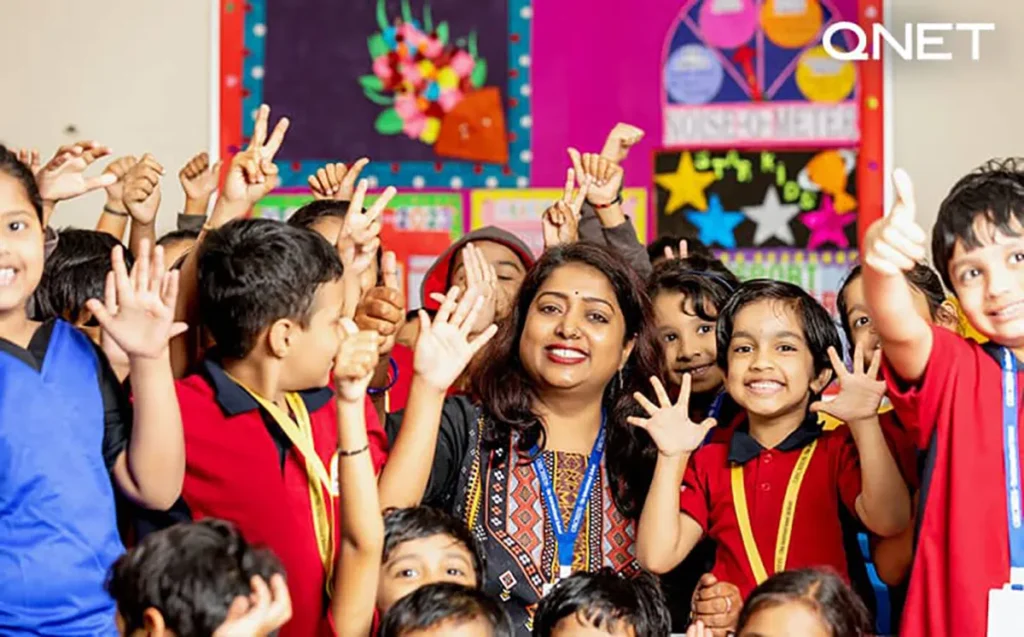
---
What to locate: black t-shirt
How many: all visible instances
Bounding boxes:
[0,319,131,472]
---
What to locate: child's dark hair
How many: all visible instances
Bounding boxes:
[647,234,713,261]
[378,583,513,637]
[198,218,344,360]
[716,279,842,378]
[933,158,1024,291]
[287,199,383,282]
[736,568,871,637]
[836,263,947,341]
[106,519,284,637]
[157,228,201,248]
[383,506,485,586]
[647,256,740,322]
[33,229,134,324]
[531,569,671,637]
[0,144,44,221]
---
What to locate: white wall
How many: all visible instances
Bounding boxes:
[0,0,213,236]
[1,0,1022,243]
[890,0,1024,234]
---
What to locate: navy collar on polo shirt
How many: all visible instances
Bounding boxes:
[201,357,334,416]
[728,411,823,465]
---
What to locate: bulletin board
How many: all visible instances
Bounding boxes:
[251,190,467,308]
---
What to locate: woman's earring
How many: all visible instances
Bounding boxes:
[617,368,623,391]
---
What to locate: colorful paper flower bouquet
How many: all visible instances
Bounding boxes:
[361,0,510,164]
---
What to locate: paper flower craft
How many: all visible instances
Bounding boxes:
[361,0,509,164]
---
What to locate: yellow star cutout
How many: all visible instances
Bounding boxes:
[655,152,717,213]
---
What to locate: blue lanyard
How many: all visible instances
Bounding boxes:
[699,391,726,447]
[1000,348,1024,583]
[531,413,606,579]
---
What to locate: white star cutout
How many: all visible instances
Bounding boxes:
[743,186,801,245]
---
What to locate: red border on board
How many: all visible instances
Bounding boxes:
[857,0,885,246]
[220,0,244,178]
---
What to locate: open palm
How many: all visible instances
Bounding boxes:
[810,345,886,424]
[414,286,497,391]
[628,374,716,456]
[37,141,117,202]
[85,241,187,360]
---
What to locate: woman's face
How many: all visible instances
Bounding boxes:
[0,173,44,316]
[518,262,634,395]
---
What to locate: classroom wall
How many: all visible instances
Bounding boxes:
[0,0,1022,244]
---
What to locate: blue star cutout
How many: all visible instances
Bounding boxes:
[685,194,745,249]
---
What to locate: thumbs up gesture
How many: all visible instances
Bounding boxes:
[354,251,406,356]
[863,169,928,276]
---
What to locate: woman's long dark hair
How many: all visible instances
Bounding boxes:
[473,243,663,517]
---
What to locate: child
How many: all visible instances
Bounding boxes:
[163,218,389,637]
[378,583,514,637]
[531,569,671,637]
[157,228,200,269]
[377,506,485,613]
[648,256,740,423]
[735,568,872,637]
[106,519,289,637]
[633,279,910,606]
[861,163,1024,636]
[0,144,186,635]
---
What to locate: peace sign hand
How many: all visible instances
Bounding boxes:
[863,169,927,276]
[810,345,886,425]
[220,104,290,208]
[542,168,591,250]
[663,239,689,261]
[628,374,716,457]
[16,148,41,176]
[338,180,394,279]
[36,141,117,203]
[414,286,498,391]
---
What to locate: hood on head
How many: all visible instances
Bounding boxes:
[420,226,535,310]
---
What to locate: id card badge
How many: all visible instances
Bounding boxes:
[988,585,1024,636]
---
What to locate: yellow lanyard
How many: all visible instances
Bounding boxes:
[730,439,818,585]
[231,379,337,589]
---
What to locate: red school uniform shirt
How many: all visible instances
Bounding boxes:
[678,413,863,599]
[173,359,389,637]
[883,325,1024,637]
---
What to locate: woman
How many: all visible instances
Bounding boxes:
[381,242,663,635]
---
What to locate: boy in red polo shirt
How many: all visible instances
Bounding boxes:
[632,280,911,606]
[862,163,1024,636]
[166,217,388,637]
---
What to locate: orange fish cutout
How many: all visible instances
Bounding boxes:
[434,87,509,164]
[806,150,857,212]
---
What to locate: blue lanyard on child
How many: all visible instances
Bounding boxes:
[1000,347,1024,585]
[531,412,607,581]
[699,391,726,447]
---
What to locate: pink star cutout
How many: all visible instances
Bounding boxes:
[801,196,856,250]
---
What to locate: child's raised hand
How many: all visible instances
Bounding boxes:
[334,318,381,402]
[684,620,714,637]
[664,239,689,261]
[179,151,222,207]
[568,147,623,207]
[863,169,928,276]
[810,345,886,424]
[353,251,405,356]
[414,286,498,391]
[628,374,716,456]
[36,141,117,203]
[122,154,165,226]
[85,241,187,360]
[220,104,289,207]
[430,243,497,337]
[338,180,392,279]
[690,573,742,636]
[102,155,139,213]
[542,168,590,249]
[309,158,370,201]
[213,574,293,637]
[16,148,41,176]
[599,122,645,164]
